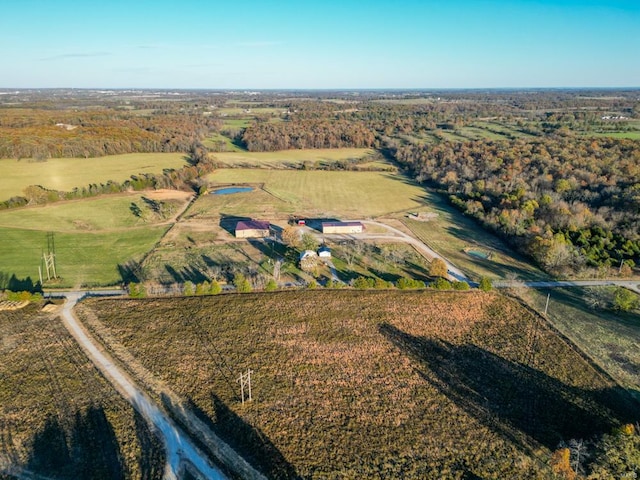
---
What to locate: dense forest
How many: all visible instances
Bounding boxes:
[0,105,221,159]
[390,137,640,275]
[241,119,376,151]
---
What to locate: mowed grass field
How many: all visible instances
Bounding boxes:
[204,169,426,218]
[210,148,375,168]
[0,194,185,287]
[401,188,546,282]
[0,153,187,200]
[0,305,165,478]
[0,193,176,231]
[0,225,166,288]
[79,291,638,479]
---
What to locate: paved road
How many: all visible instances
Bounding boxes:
[60,292,228,480]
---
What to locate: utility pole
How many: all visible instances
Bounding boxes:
[237,369,253,405]
[544,293,550,316]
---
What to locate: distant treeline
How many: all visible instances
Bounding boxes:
[241,119,376,151]
[390,136,640,275]
[0,109,221,159]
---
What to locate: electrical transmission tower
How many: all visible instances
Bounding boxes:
[39,232,58,283]
[237,369,253,404]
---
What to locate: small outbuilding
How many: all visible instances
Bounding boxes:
[321,221,363,234]
[235,220,271,238]
[318,245,331,258]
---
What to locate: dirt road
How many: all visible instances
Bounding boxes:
[61,292,228,480]
[317,219,472,283]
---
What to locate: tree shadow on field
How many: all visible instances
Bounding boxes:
[248,238,287,261]
[183,394,299,479]
[117,260,145,284]
[26,405,126,480]
[378,323,638,452]
[164,264,209,284]
[3,273,42,293]
[23,405,165,480]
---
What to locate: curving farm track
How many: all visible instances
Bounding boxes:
[60,292,228,480]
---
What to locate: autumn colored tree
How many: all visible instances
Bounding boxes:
[550,448,576,480]
[429,258,448,278]
[282,226,301,248]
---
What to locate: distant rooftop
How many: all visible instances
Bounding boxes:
[236,220,270,231]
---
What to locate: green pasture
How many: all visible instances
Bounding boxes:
[0,225,166,288]
[587,131,640,139]
[469,121,533,139]
[0,153,187,201]
[0,194,178,232]
[203,133,245,152]
[457,126,508,141]
[0,194,182,286]
[189,185,292,220]
[222,118,252,129]
[434,129,469,142]
[204,169,427,218]
[210,148,375,168]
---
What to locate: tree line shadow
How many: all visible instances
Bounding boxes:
[378,323,638,454]
[182,394,299,480]
[19,404,165,480]
[0,272,42,293]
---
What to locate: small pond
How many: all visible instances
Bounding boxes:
[212,187,254,195]
[466,249,491,260]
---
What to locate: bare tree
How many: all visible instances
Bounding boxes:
[568,438,589,476]
[272,259,282,282]
[341,240,364,267]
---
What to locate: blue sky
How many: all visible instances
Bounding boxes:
[1,0,639,88]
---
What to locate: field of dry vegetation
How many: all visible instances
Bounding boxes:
[78,290,638,479]
[0,304,165,479]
